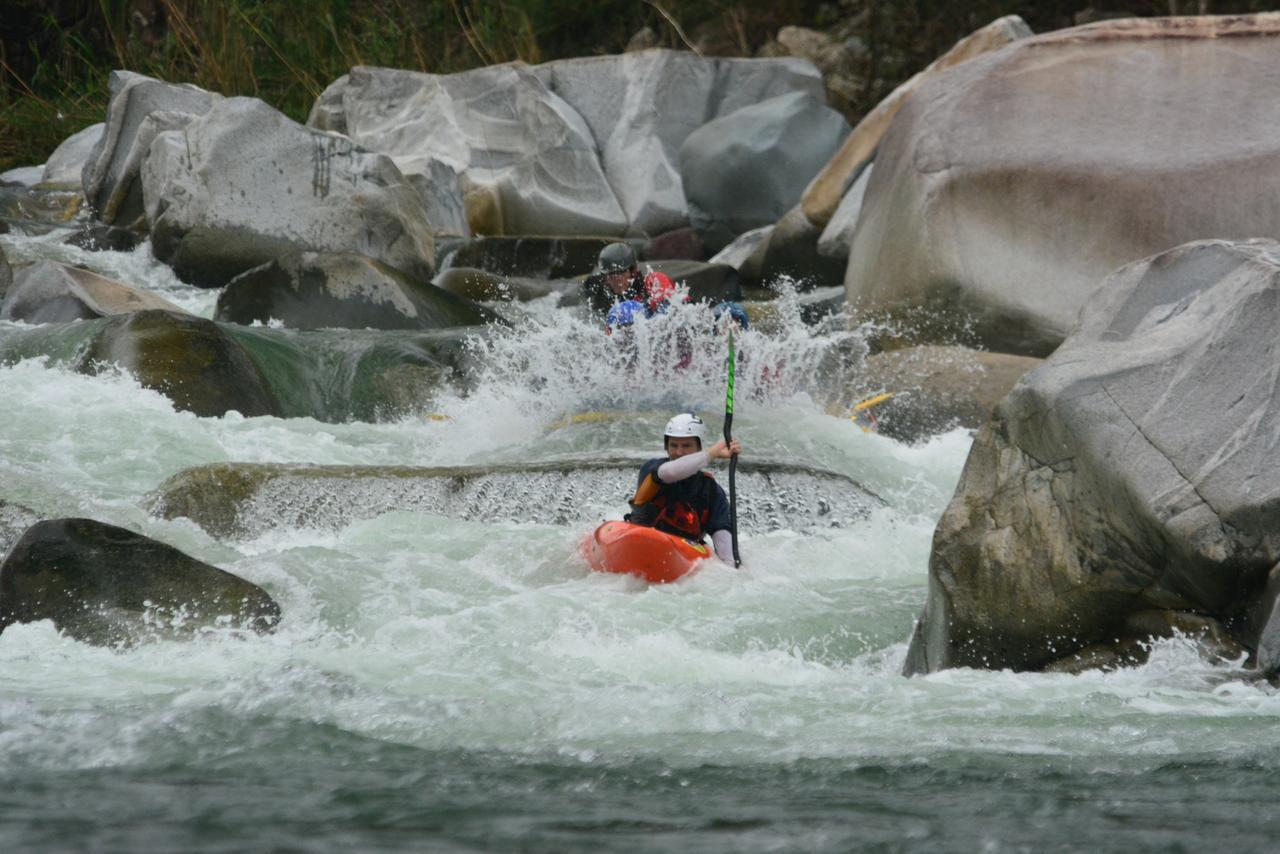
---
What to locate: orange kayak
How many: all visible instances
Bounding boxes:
[582,521,712,583]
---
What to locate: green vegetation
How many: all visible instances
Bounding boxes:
[1,0,1276,172]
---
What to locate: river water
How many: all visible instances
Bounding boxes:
[3,231,1280,853]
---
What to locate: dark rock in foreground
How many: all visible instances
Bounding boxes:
[0,518,280,646]
[149,458,884,540]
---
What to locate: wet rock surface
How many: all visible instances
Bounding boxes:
[148,458,885,540]
[0,518,280,646]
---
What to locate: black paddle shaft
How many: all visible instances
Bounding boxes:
[724,412,741,568]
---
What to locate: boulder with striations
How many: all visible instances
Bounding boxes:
[845,14,1280,357]
[310,50,825,238]
[538,49,825,237]
[80,71,218,228]
[310,62,625,237]
[144,97,435,287]
[905,239,1280,675]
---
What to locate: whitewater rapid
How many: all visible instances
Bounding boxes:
[3,232,1280,852]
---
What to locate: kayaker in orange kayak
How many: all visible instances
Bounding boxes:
[625,412,742,564]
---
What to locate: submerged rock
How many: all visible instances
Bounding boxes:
[3,261,186,324]
[82,309,280,418]
[214,251,502,331]
[148,458,885,540]
[905,239,1280,674]
[144,97,435,287]
[845,14,1280,356]
[0,518,279,646]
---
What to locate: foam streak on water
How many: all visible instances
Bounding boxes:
[2,234,1280,852]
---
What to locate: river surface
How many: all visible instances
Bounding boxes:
[3,232,1280,853]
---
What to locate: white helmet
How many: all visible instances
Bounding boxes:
[664,412,707,446]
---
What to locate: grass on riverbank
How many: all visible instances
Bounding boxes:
[5,0,1277,173]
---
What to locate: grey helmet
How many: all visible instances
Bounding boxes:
[597,242,637,274]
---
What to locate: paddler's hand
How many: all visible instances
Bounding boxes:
[707,438,742,460]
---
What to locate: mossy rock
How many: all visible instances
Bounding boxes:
[82,309,281,418]
[0,518,280,646]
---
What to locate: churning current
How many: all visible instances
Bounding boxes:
[2,232,1280,854]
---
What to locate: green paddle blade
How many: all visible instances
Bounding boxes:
[726,329,735,416]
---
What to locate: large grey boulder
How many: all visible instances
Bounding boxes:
[214,251,502,330]
[81,309,280,418]
[905,239,1280,674]
[144,97,435,288]
[0,518,279,645]
[310,63,625,237]
[310,51,826,238]
[845,14,1280,357]
[42,122,105,188]
[81,71,218,227]
[801,15,1030,229]
[538,49,825,237]
[2,260,186,323]
[682,91,849,248]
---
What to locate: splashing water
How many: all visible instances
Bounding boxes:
[2,231,1280,852]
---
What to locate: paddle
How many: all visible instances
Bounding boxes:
[724,328,741,567]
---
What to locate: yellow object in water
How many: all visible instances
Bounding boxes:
[850,391,895,432]
[852,392,895,411]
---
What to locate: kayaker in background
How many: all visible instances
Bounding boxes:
[626,413,742,564]
[583,242,678,330]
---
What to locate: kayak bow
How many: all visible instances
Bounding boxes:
[582,521,711,583]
